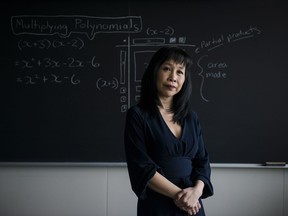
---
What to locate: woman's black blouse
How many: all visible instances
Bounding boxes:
[124,105,213,216]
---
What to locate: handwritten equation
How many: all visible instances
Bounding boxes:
[16,74,80,85]
[18,37,85,50]
[96,78,119,91]
[14,56,100,69]
[146,26,174,36]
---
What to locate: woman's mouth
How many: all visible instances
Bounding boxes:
[165,84,176,90]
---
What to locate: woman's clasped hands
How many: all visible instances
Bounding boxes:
[174,187,202,215]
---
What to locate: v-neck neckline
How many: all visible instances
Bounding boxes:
[157,109,184,141]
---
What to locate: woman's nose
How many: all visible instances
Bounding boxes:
[168,73,176,82]
[168,78,176,82]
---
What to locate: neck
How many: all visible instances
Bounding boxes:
[158,97,172,111]
[159,97,173,108]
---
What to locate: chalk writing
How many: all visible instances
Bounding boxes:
[205,71,227,79]
[14,56,100,69]
[16,74,80,85]
[116,24,258,107]
[226,27,261,43]
[197,55,228,102]
[197,55,209,102]
[18,37,85,50]
[10,15,262,107]
[96,77,119,91]
[199,35,225,52]
[146,26,174,36]
[11,15,143,40]
[195,26,261,53]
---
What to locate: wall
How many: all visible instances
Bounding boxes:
[0,164,287,216]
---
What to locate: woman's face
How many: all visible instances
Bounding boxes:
[156,60,186,99]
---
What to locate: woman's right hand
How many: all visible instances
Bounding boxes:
[178,201,201,215]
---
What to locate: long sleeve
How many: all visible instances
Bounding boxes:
[191,112,214,199]
[124,106,160,199]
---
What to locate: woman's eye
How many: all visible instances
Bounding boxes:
[163,66,171,71]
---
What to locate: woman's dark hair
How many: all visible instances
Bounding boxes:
[139,46,193,123]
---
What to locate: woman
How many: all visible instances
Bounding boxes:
[124,46,213,216]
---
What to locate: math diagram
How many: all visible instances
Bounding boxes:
[11,15,262,112]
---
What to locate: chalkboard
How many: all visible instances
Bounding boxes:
[1,0,287,163]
